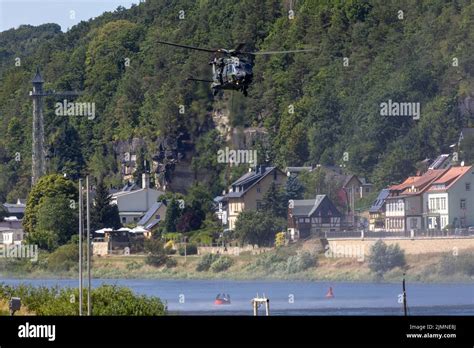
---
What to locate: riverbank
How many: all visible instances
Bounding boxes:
[2,238,473,283]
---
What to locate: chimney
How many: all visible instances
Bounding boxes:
[142,173,149,189]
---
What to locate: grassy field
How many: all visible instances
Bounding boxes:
[1,238,473,282]
[88,240,474,283]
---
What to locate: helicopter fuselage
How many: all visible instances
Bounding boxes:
[210,56,253,96]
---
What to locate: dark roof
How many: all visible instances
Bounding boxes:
[137,202,165,226]
[3,199,26,215]
[32,68,44,83]
[224,166,279,199]
[291,195,326,217]
[213,196,224,203]
[369,189,390,213]
[145,219,160,230]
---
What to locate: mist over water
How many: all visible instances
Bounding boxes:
[1,278,473,315]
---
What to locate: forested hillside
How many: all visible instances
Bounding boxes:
[0,0,473,202]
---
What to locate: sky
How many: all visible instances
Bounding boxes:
[0,0,140,32]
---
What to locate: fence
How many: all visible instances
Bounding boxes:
[322,229,473,239]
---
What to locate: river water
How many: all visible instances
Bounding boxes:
[1,278,473,315]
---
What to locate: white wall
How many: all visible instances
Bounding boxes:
[115,189,162,213]
[448,170,474,227]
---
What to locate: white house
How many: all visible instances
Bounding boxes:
[0,228,24,245]
[425,165,474,230]
[111,174,165,224]
[385,169,447,232]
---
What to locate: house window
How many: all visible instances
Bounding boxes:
[304,218,310,223]
[441,198,446,210]
[133,217,139,222]
[466,183,471,191]
[410,218,417,229]
[256,187,261,193]
[256,201,263,210]
[298,218,305,223]
[365,187,370,193]
[121,217,126,223]
[460,199,466,209]
[155,214,160,219]
[322,217,330,224]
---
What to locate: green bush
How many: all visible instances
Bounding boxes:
[0,283,167,316]
[144,239,166,254]
[286,252,317,274]
[145,253,168,267]
[189,230,213,245]
[196,253,220,272]
[165,258,177,268]
[439,253,474,276]
[368,240,406,277]
[47,242,78,272]
[144,239,169,267]
[210,256,233,273]
[126,261,143,271]
[163,232,182,242]
[178,243,198,256]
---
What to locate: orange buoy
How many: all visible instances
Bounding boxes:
[326,287,334,298]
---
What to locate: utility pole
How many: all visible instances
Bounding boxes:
[86,176,91,316]
[402,273,408,316]
[78,179,83,316]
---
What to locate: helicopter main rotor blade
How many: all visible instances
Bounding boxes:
[157,40,217,53]
[244,48,317,55]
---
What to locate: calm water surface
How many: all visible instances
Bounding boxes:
[1,278,473,315]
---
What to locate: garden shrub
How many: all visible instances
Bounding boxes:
[286,252,317,274]
[210,256,233,273]
[368,240,406,277]
[0,284,167,316]
[196,253,220,272]
[178,243,198,256]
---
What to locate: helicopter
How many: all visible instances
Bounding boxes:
[157,41,315,96]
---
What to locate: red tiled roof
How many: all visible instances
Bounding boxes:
[388,169,447,196]
[389,176,418,191]
[428,166,472,191]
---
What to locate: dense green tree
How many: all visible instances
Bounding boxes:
[91,179,122,231]
[23,174,77,236]
[164,198,181,233]
[460,136,474,165]
[368,240,406,277]
[286,175,304,201]
[0,0,474,203]
[31,195,78,251]
[262,182,287,218]
[234,210,286,247]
